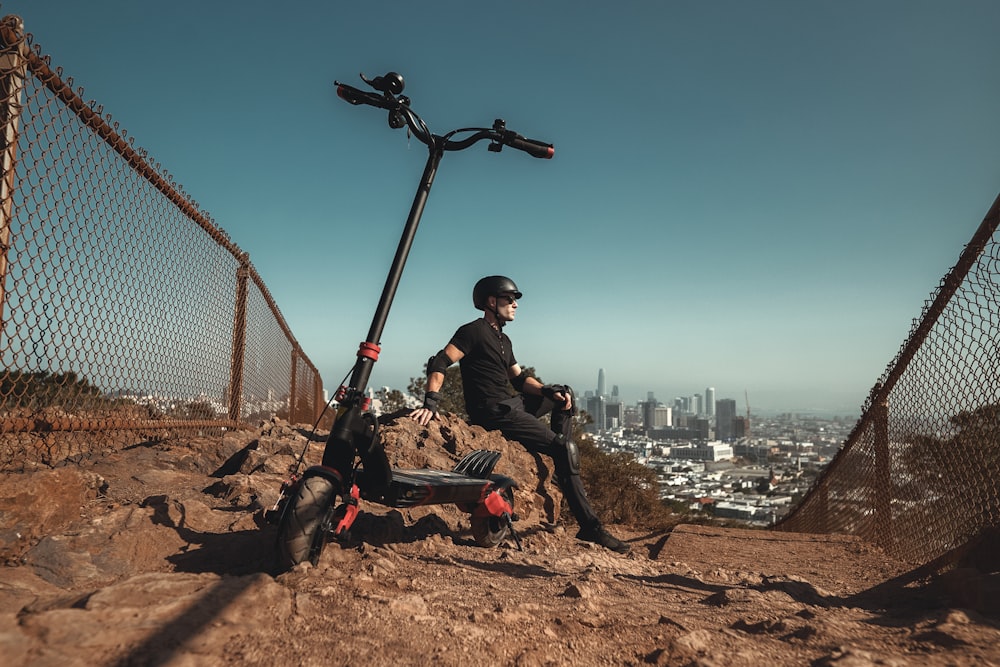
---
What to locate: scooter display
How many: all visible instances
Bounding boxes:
[269,72,554,570]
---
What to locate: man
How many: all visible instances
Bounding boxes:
[410,275,629,553]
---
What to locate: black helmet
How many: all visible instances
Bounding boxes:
[473,275,522,310]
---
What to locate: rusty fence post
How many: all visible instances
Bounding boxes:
[0,17,27,346]
[314,372,323,423]
[873,387,892,547]
[228,253,249,423]
[289,347,298,424]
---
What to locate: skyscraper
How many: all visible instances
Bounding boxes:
[597,368,606,398]
[705,387,716,417]
[587,394,607,431]
[716,398,736,440]
[605,401,624,429]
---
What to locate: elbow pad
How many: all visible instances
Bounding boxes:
[427,350,452,375]
[510,372,527,392]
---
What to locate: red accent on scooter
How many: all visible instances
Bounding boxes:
[483,489,514,518]
[357,341,381,361]
[335,484,361,535]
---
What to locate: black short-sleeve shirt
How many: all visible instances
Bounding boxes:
[449,318,517,415]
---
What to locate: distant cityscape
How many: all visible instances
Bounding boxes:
[580,368,850,526]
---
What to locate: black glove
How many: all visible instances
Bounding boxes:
[423,391,441,415]
[541,384,569,403]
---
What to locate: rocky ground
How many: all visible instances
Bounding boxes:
[1,414,999,666]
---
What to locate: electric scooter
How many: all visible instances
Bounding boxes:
[269,72,554,570]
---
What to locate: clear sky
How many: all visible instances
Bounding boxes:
[8,0,1000,416]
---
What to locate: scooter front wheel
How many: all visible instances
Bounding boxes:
[471,486,515,548]
[276,474,339,570]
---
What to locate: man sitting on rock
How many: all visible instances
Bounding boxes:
[409,275,629,554]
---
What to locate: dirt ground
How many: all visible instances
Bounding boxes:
[1,416,999,666]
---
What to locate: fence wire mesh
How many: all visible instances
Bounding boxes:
[777,193,1000,566]
[0,16,322,471]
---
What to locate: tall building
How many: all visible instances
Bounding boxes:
[587,394,607,431]
[605,401,624,429]
[716,398,736,440]
[641,399,672,430]
[597,368,606,397]
[705,387,716,417]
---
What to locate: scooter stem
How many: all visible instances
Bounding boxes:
[350,142,445,395]
[322,141,444,472]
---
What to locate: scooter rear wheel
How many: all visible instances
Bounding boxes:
[276,474,339,570]
[471,487,515,548]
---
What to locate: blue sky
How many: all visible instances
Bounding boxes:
[9,0,1000,415]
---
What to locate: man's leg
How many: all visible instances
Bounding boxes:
[496,396,629,553]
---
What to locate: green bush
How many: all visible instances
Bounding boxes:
[578,437,680,530]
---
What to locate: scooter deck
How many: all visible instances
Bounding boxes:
[359,449,505,508]
[366,468,492,508]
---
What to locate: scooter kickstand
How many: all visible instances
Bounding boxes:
[504,512,523,551]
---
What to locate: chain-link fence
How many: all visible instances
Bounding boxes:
[0,16,323,471]
[777,192,1000,567]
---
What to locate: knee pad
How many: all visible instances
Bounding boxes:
[554,434,581,475]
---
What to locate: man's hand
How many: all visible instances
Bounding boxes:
[409,390,441,426]
[409,406,436,426]
[541,384,572,411]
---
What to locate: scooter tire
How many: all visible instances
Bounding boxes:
[471,487,514,548]
[276,474,338,570]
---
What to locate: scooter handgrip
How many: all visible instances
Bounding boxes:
[508,136,555,159]
[335,82,383,107]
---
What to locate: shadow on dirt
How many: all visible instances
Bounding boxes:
[142,494,277,576]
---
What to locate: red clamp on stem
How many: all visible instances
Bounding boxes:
[357,341,381,362]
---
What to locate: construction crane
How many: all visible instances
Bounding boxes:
[744,389,752,440]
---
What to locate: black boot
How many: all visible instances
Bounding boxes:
[576,523,630,554]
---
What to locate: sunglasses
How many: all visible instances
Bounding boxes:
[498,294,518,305]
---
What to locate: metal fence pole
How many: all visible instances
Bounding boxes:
[289,347,298,424]
[314,372,323,423]
[0,17,26,344]
[873,389,892,548]
[228,253,249,422]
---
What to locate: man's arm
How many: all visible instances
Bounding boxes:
[409,344,464,425]
[509,365,572,411]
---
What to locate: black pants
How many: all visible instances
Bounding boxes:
[470,393,600,529]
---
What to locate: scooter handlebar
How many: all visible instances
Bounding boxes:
[336,75,554,159]
[506,134,555,159]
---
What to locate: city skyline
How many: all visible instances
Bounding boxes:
[573,368,851,419]
[10,1,1000,417]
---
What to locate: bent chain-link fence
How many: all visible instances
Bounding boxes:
[777,192,1000,567]
[0,16,323,471]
